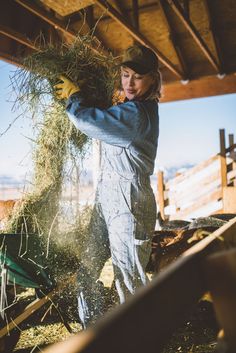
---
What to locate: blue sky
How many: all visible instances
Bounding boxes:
[0,59,235,180]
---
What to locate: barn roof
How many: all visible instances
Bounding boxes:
[1,0,236,102]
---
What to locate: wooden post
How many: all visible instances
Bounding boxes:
[157,171,165,221]
[229,134,236,186]
[219,129,227,189]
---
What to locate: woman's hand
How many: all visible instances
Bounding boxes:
[54,75,80,100]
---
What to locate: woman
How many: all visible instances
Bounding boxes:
[55,44,161,328]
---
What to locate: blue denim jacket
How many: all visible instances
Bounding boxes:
[66,96,159,178]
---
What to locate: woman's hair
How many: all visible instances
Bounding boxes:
[145,69,162,101]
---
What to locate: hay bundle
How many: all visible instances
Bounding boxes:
[6,35,119,288]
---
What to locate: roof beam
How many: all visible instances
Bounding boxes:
[94,0,184,79]
[14,0,76,41]
[0,24,38,51]
[0,51,23,67]
[165,0,221,73]
[202,0,224,73]
[159,0,188,79]
[132,0,139,30]
[14,0,108,56]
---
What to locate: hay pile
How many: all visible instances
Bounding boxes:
[6,35,119,290]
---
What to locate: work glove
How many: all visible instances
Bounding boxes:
[54,75,80,100]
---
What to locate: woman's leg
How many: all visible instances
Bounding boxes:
[77,201,110,328]
[101,179,156,303]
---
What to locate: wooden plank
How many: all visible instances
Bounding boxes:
[165,0,220,73]
[160,73,236,103]
[172,188,222,220]
[168,170,221,207]
[94,0,184,79]
[166,154,219,189]
[0,289,56,337]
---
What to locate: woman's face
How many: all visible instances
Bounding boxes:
[121,66,154,100]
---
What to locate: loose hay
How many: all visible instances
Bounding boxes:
[4,35,119,314]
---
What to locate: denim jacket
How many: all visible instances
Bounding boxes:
[66,96,159,178]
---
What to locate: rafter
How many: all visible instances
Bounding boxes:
[15,0,76,41]
[0,51,23,67]
[159,0,188,79]
[14,0,108,56]
[132,0,139,30]
[165,0,221,73]
[0,24,39,51]
[202,0,224,73]
[94,0,184,79]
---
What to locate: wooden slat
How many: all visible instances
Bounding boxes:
[168,169,221,206]
[165,0,221,73]
[94,0,184,79]
[0,289,56,337]
[171,188,222,220]
[166,154,219,189]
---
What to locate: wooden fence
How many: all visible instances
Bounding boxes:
[157,129,236,221]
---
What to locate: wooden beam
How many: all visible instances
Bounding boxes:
[160,73,236,102]
[0,24,38,51]
[0,51,23,68]
[14,0,107,56]
[14,0,76,41]
[94,0,184,79]
[85,5,95,29]
[165,0,221,73]
[202,0,224,73]
[132,0,139,30]
[113,0,128,18]
[159,0,188,79]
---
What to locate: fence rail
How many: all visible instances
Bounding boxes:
[157,129,236,220]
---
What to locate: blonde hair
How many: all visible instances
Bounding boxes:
[145,69,162,101]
